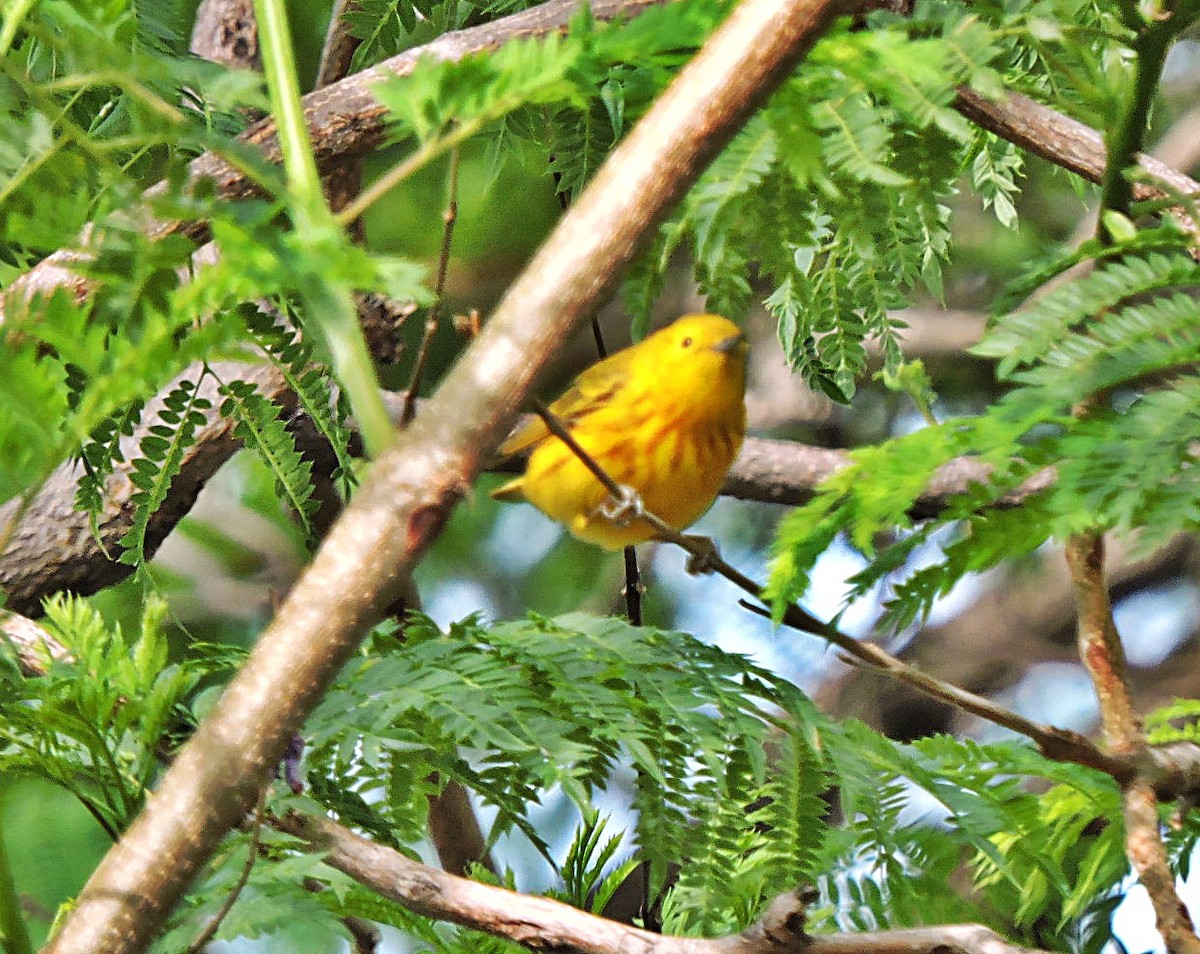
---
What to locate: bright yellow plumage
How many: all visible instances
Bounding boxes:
[491,314,747,548]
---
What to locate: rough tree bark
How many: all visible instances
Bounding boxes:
[42,0,852,948]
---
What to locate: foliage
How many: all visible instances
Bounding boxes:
[0,600,1144,951]
[765,224,1200,631]
[6,0,1200,950]
[0,0,421,553]
[305,611,827,917]
[0,594,240,838]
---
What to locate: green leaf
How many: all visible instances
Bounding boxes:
[217,378,319,548]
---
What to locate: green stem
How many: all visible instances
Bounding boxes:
[1098,11,1182,233]
[252,0,324,223]
[1112,0,1148,33]
[0,0,35,59]
[252,0,395,456]
[335,119,484,227]
[0,789,34,954]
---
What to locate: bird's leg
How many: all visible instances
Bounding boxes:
[680,534,721,575]
[597,484,645,526]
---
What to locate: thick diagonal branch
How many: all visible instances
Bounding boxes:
[43,0,849,949]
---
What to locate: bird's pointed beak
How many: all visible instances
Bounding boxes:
[713,332,746,355]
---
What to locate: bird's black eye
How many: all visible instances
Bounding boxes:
[681,336,693,348]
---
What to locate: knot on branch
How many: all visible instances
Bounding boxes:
[405,478,469,556]
[746,887,815,950]
[1139,740,1200,800]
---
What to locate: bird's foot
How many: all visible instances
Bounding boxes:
[598,484,645,526]
[682,535,721,575]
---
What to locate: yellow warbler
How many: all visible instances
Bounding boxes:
[491,314,747,548]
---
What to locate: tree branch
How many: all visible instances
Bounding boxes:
[1055,16,1200,949]
[0,362,286,617]
[275,809,1055,954]
[0,0,672,327]
[0,608,68,677]
[0,375,1054,619]
[43,0,849,949]
[1066,535,1141,754]
[316,0,364,91]
[1067,535,1200,954]
[821,536,1200,742]
[954,87,1200,242]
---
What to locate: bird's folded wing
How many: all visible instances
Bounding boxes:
[495,347,636,456]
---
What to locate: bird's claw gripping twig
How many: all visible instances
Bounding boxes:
[682,535,720,575]
[598,484,646,525]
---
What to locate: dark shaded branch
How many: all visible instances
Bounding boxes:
[276,810,1055,954]
[427,780,497,876]
[43,0,847,948]
[0,380,1053,619]
[954,87,1200,241]
[0,0,673,326]
[316,0,364,90]
[189,0,260,70]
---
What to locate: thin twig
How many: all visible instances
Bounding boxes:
[388,232,496,874]
[403,147,461,428]
[1062,10,1200,950]
[590,319,609,358]
[184,785,268,954]
[529,400,1138,783]
[335,120,481,228]
[575,315,645,626]
[316,0,363,90]
[622,546,644,626]
[570,318,648,939]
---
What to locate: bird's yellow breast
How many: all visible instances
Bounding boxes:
[491,314,748,549]
[519,387,744,549]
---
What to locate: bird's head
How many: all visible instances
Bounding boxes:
[639,314,747,394]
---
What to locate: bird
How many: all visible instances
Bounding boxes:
[490,314,747,549]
